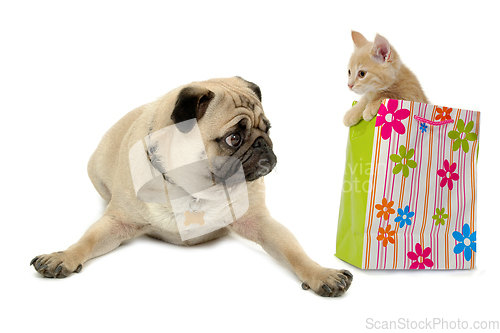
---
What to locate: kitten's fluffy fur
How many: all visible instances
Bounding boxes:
[343,31,428,127]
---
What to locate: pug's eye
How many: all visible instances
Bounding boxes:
[358,70,366,78]
[225,133,242,147]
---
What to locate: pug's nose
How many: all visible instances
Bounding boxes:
[252,137,268,148]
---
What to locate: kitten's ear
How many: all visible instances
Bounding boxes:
[371,34,392,63]
[351,31,368,47]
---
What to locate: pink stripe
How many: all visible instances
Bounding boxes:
[382,138,397,269]
[383,245,388,270]
[454,145,461,269]
[410,104,424,268]
[454,111,469,268]
[375,135,392,268]
[436,112,449,268]
[453,117,461,269]
[458,112,465,269]
[429,121,444,262]
[383,101,402,268]
[432,125,441,267]
[407,104,420,267]
[430,116,443,268]
[460,111,470,269]
[400,101,409,269]
[458,112,466,269]
[375,100,395,269]
[386,114,401,269]
[406,103,421,269]
[378,100,405,269]
[462,111,473,268]
[409,103,428,268]
[436,108,450,268]
[408,107,419,207]
[414,115,454,126]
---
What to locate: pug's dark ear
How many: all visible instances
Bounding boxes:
[248,81,262,102]
[171,87,215,133]
[236,76,262,102]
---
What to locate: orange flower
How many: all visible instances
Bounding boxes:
[375,198,395,220]
[435,107,452,121]
[377,225,396,247]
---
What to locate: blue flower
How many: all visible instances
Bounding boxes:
[452,223,476,261]
[420,123,428,133]
[394,205,415,228]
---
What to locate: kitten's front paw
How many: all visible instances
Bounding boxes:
[362,105,379,122]
[343,110,362,127]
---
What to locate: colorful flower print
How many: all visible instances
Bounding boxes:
[419,123,428,133]
[435,106,453,121]
[437,159,459,190]
[375,99,410,140]
[432,207,449,226]
[390,145,417,178]
[395,205,415,228]
[407,243,434,269]
[452,223,476,261]
[375,198,396,220]
[448,119,477,153]
[377,225,396,247]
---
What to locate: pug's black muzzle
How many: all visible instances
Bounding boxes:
[241,137,277,181]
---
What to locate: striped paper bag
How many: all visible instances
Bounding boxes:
[336,99,480,269]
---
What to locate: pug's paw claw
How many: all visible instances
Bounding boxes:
[322,284,333,294]
[31,252,82,278]
[30,257,38,266]
[341,269,353,279]
[302,268,353,297]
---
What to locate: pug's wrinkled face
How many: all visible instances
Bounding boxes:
[206,109,276,183]
[170,77,277,184]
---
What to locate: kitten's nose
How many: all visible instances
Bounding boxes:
[348,84,354,89]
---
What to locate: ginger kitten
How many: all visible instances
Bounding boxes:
[343,31,428,127]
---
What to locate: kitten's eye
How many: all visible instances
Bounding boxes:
[348,69,351,76]
[225,133,242,147]
[358,70,366,78]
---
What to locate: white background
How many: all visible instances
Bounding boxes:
[1,1,498,332]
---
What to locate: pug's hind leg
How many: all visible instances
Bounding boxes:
[31,213,147,278]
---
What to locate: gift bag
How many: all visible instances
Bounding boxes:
[336,99,480,269]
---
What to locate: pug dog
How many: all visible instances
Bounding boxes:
[30,77,353,297]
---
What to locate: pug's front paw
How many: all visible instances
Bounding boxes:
[30,251,83,278]
[301,267,353,297]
